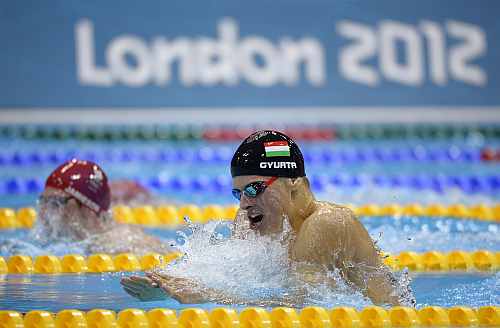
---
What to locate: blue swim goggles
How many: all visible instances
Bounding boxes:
[232,177,278,200]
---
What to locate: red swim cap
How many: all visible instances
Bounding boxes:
[45,159,111,214]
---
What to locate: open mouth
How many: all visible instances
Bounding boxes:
[248,214,264,229]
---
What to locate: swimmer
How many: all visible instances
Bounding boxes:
[34,159,172,255]
[121,131,414,306]
[110,180,155,206]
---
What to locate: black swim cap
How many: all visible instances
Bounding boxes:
[231,130,306,178]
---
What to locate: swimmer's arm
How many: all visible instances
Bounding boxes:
[147,271,302,306]
[344,217,403,306]
[147,271,223,304]
[122,273,243,305]
[121,274,204,303]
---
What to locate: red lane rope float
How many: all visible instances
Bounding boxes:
[480,148,500,162]
[202,128,335,142]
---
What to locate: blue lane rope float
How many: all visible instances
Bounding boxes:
[2,173,499,196]
[0,146,487,167]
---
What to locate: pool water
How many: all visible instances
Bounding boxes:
[1,217,498,257]
[0,130,499,312]
[0,273,497,312]
[0,217,498,311]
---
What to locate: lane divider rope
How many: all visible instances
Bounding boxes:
[2,173,500,196]
[2,124,500,141]
[1,203,499,230]
[0,146,487,167]
[0,305,498,327]
[0,250,498,274]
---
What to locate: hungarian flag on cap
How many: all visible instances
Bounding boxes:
[264,141,290,157]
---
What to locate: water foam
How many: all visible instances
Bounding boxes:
[0,205,172,257]
[0,206,90,256]
[365,217,500,253]
[157,217,412,308]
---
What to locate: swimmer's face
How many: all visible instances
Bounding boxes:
[232,176,291,235]
[39,187,102,240]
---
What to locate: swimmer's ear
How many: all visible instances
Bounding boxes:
[290,178,300,200]
[290,177,311,200]
[290,177,309,188]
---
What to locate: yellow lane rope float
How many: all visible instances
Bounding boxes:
[0,306,498,328]
[0,203,499,229]
[0,250,498,274]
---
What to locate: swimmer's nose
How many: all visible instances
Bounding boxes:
[239,194,256,209]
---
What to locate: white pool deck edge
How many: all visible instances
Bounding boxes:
[1,107,499,124]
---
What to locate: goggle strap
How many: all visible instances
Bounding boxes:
[266,176,278,186]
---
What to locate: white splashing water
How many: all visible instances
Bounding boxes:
[0,205,92,256]
[362,216,500,254]
[158,218,412,308]
[1,205,171,257]
[161,218,298,306]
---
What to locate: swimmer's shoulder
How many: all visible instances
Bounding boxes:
[309,201,357,225]
[298,202,356,238]
[293,202,355,263]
